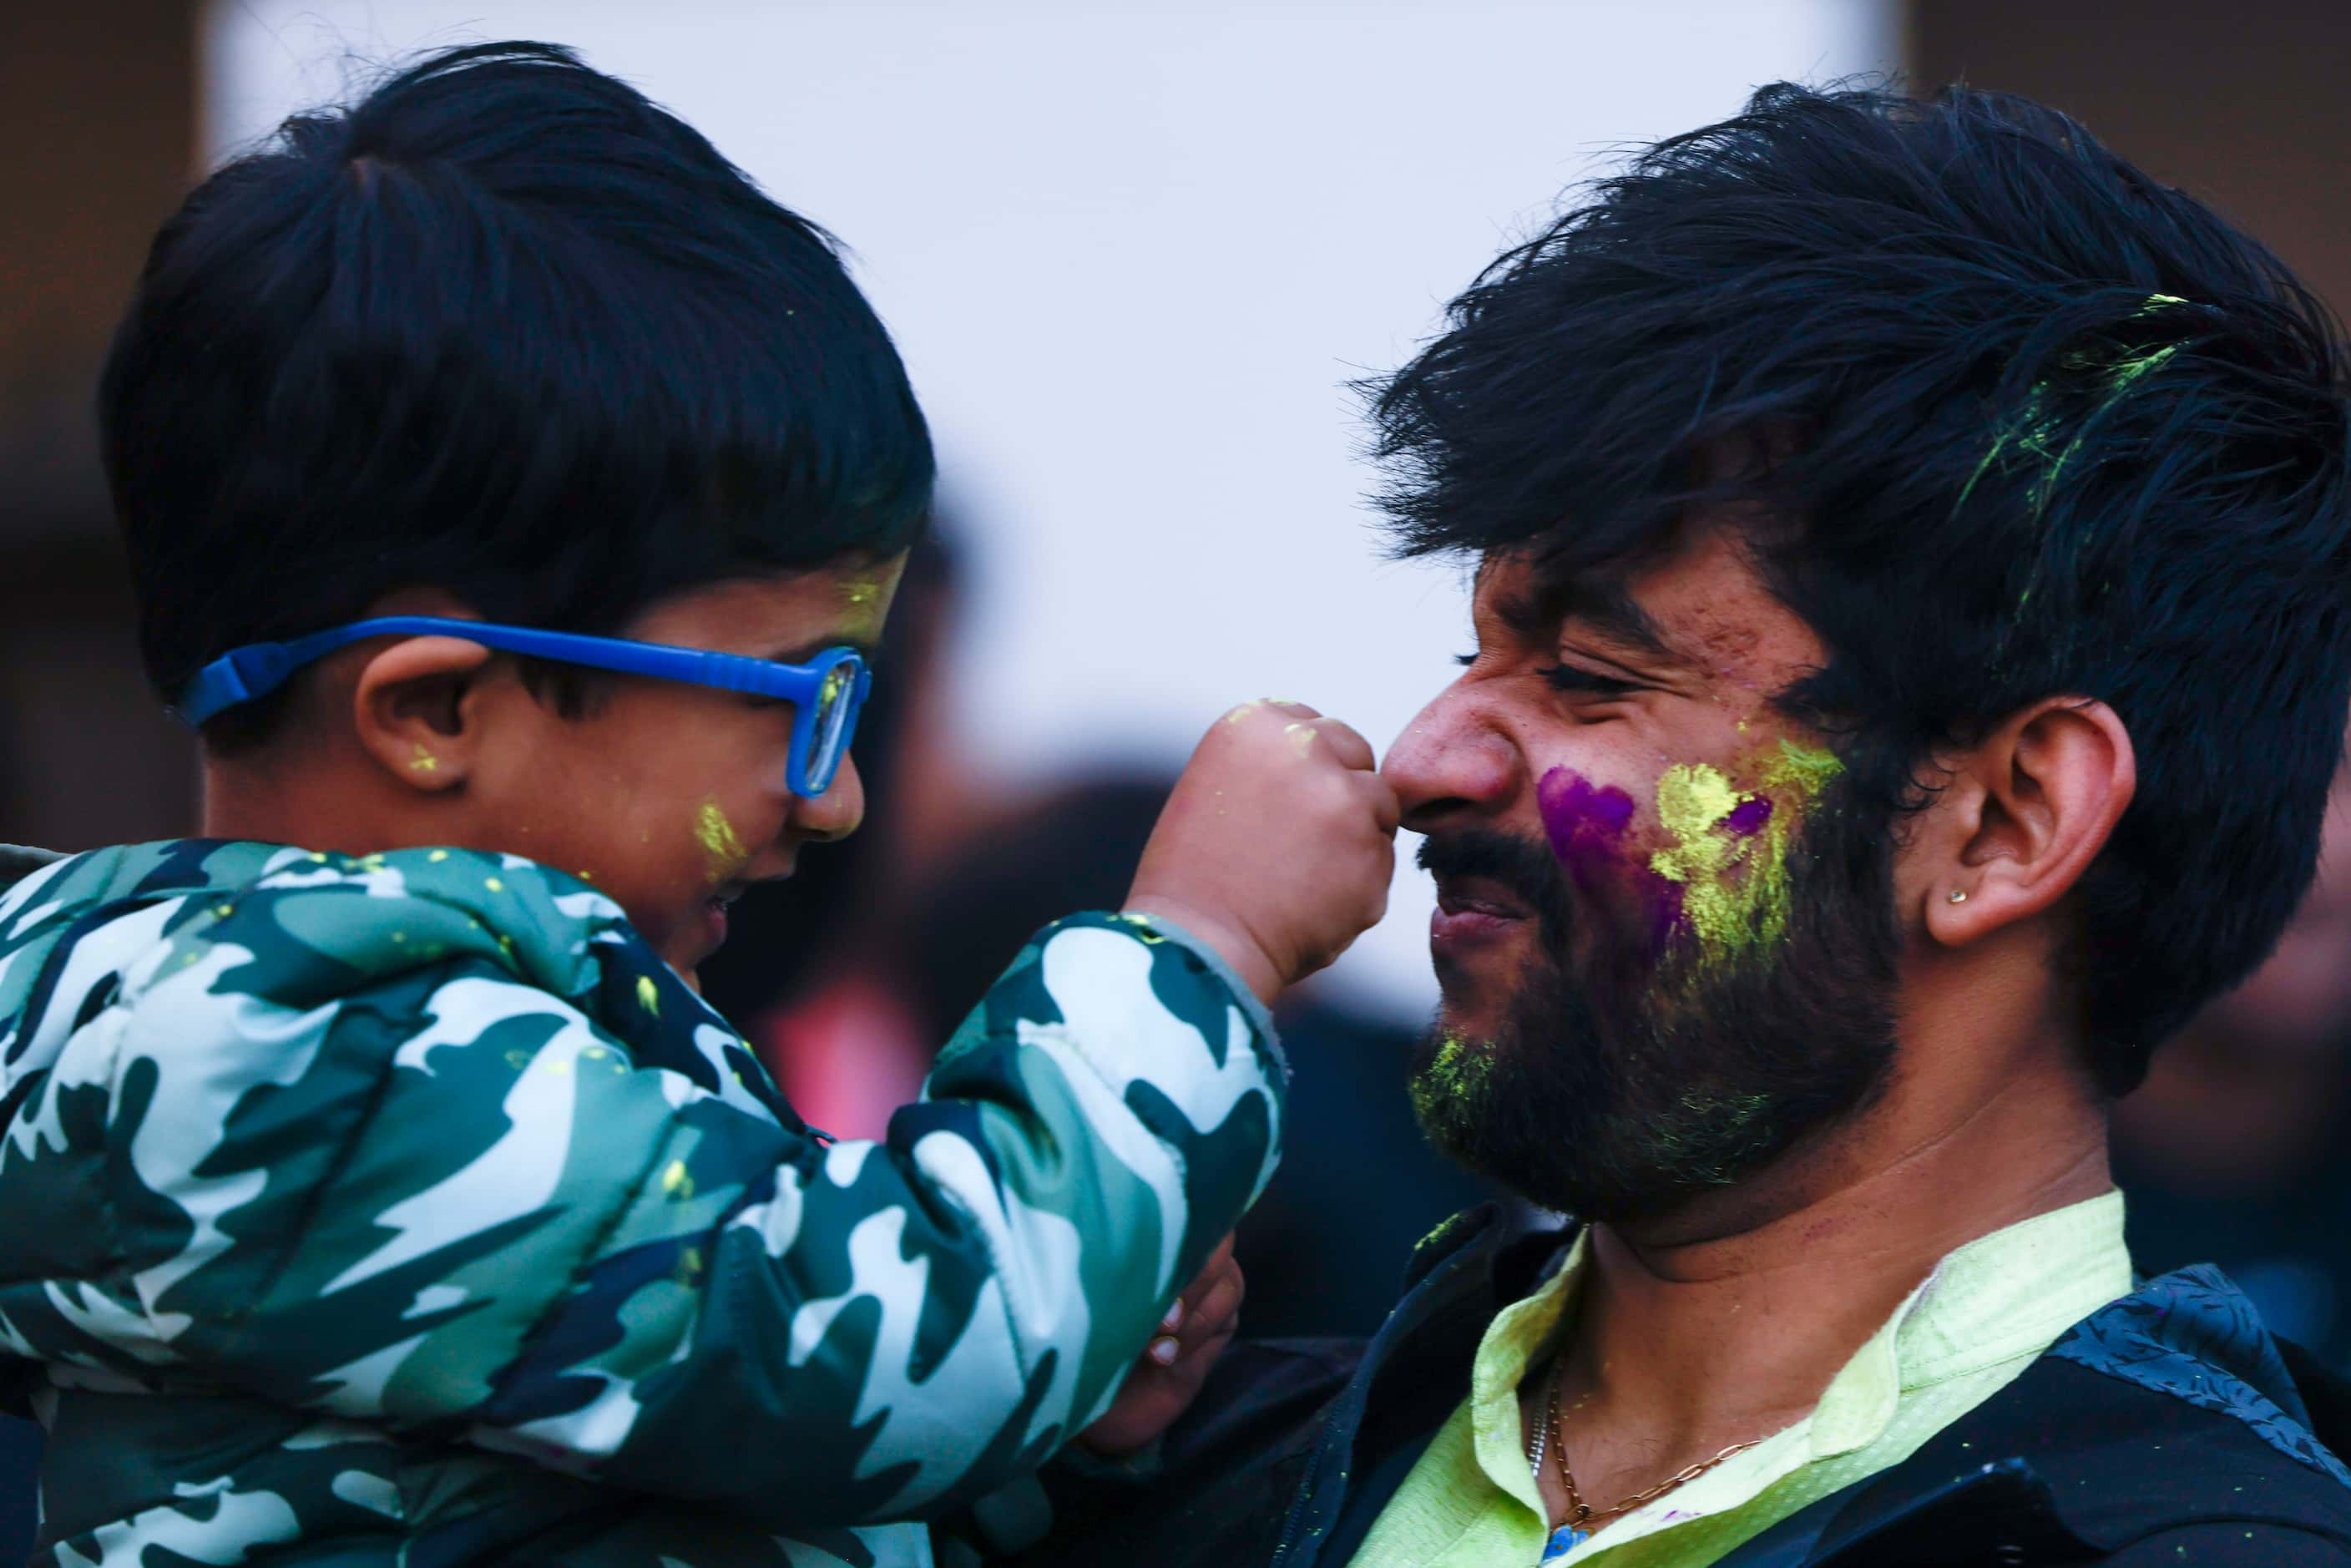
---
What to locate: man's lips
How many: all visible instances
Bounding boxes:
[1431,876,1534,951]
[1436,875,1535,921]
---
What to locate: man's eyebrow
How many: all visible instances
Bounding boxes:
[1496,576,1679,663]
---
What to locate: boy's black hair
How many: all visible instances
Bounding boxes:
[101,41,933,750]
[1368,82,2351,1094]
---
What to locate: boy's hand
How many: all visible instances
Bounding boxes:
[1076,1235,1244,1458]
[1127,700,1399,1005]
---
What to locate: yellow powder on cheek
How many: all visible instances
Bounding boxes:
[1655,761,1777,964]
[1647,740,1845,969]
[695,797,746,885]
[1758,738,1844,797]
[1651,765,1747,883]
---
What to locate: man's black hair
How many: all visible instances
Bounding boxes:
[100,41,933,749]
[1368,82,2351,1094]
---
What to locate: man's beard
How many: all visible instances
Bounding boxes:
[1408,787,1900,1225]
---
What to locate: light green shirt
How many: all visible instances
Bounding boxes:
[1352,1190,2131,1567]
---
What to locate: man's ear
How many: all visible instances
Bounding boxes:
[1921,697,2136,948]
[350,636,500,793]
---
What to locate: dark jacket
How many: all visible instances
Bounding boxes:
[1014,1205,2351,1565]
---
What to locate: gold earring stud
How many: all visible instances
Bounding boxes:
[1947,888,1969,904]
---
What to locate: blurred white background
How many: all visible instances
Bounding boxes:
[205,0,1898,1015]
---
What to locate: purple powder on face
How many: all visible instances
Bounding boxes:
[1724,795,1774,836]
[1536,767,1636,878]
[1539,766,1695,963]
[1643,878,1687,957]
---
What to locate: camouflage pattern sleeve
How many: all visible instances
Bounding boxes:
[0,845,1284,1538]
[592,911,1287,1521]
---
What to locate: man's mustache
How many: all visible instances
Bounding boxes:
[1417,828,1576,941]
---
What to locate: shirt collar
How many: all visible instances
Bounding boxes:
[1808,1187,2131,1455]
[1464,1188,2132,1494]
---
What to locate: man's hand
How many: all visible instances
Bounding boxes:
[1127,700,1399,1005]
[1076,1235,1245,1458]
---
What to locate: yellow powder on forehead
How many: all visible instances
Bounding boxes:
[695,797,746,884]
[831,576,895,648]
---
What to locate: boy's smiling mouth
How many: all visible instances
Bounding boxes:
[698,883,747,957]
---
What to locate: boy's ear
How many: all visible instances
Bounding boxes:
[1919,696,2136,949]
[350,636,500,793]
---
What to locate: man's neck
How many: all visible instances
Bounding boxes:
[1526,1050,2111,1527]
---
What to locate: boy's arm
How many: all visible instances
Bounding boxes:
[0,845,62,896]
[574,908,1287,1520]
[104,907,1281,1528]
[57,699,1384,1530]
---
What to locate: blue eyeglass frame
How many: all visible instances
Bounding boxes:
[176,616,872,798]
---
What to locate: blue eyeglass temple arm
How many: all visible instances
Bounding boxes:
[177,616,867,726]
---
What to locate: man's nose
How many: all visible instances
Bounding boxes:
[1382,683,1521,835]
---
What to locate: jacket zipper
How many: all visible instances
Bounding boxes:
[1271,1228,1501,1565]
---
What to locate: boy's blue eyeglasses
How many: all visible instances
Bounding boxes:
[176,616,872,798]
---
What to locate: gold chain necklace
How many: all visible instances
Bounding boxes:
[1524,1361,1763,1540]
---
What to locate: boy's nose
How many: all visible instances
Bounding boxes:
[790,754,866,844]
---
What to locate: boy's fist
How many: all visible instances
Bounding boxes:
[1127,700,1399,1005]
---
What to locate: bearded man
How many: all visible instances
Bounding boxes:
[1009,82,2351,1567]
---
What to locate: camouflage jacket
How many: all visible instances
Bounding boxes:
[0,841,1286,1566]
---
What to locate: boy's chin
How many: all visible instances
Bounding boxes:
[699,894,732,955]
[653,901,731,983]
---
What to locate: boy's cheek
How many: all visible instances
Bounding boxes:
[692,797,751,884]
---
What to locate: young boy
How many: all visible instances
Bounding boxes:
[0,43,1398,1567]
